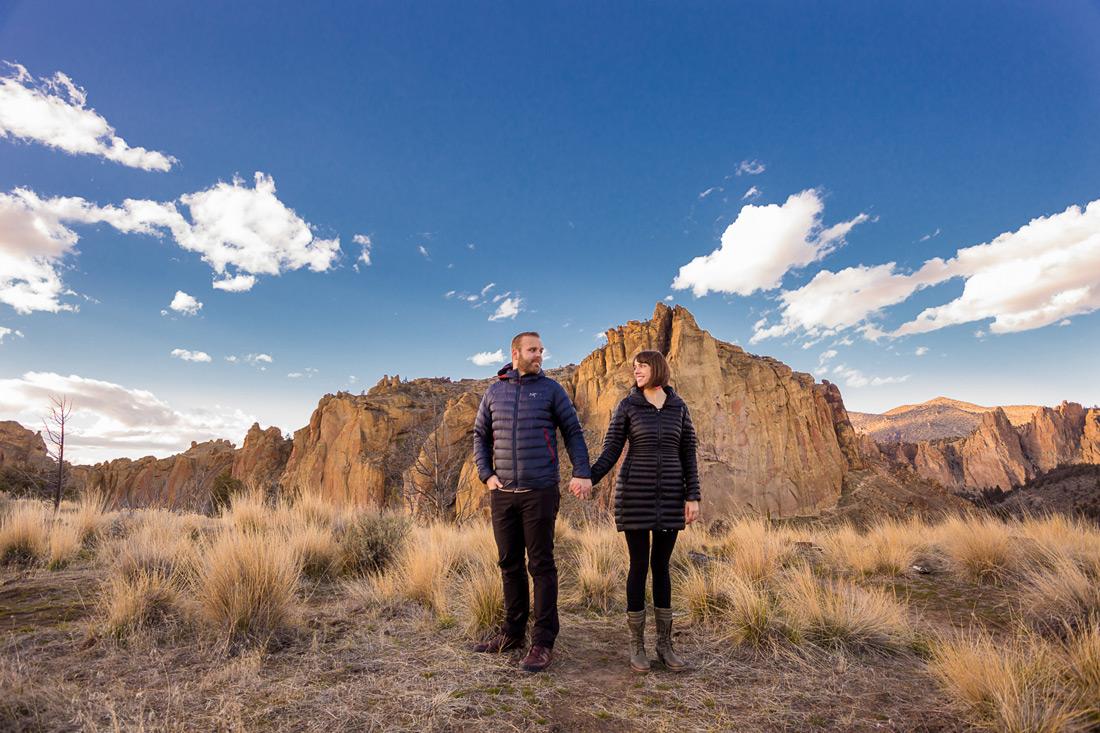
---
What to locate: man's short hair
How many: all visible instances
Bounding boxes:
[511,331,541,354]
[633,350,671,389]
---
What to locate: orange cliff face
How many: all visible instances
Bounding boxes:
[279,303,866,519]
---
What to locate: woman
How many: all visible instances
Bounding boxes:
[589,350,700,673]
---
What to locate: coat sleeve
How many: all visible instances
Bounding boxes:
[590,399,629,485]
[473,389,495,483]
[552,384,591,479]
[679,403,701,502]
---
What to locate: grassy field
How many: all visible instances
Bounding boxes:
[1,491,1098,732]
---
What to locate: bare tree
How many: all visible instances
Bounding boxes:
[42,394,73,511]
[402,396,476,523]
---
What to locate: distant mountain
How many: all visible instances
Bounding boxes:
[850,397,1041,442]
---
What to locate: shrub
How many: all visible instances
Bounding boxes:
[209,469,244,514]
[193,530,300,645]
[342,511,410,576]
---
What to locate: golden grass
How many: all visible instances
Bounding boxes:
[221,487,270,535]
[283,521,342,579]
[821,518,926,577]
[99,510,197,582]
[568,524,625,612]
[193,530,300,644]
[458,560,504,635]
[1020,552,1100,633]
[779,565,911,654]
[710,516,796,583]
[930,631,1087,732]
[46,519,82,569]
[102,566,182,637]
[1062,622,1100,725]
[1016,513,1100,567]
[935,514,1030,585]
[0,500,50,563]
[70,489,110,546]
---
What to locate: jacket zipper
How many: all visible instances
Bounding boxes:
[655,403,663,527]
[512,374,521,485]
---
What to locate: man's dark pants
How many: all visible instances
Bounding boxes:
[490,487,560,648]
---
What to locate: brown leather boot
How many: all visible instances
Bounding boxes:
[473,633,524,653]
[627,610,650,673]
[654,607,686,671]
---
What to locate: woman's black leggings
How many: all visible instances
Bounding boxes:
[623,529,679,612]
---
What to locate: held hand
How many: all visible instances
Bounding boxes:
[487,475,503,491]
[569,477,593,500]
[685,500,700,525]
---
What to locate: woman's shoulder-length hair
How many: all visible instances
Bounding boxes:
[632,350,671,389]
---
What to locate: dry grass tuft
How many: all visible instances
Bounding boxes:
[822,518,926,577]
[193,530,300,644]
[568,524,625,612]
[1062,621,1100,725]
[284,522,342,579]
[459,560,504,636]
[46,519,82,570]
[0,500,50,564]
[70,489,110,546]
[930,631,1086,732]
[221,487,270,535]
[711,516,796,583]
[102,566,182,637]
[779,565,911,654]
[936,514,1030,584]
[1020,552,1100,634]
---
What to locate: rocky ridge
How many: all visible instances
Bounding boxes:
[866,401,1100,492]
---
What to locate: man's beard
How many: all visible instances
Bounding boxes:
[517,355,541,374]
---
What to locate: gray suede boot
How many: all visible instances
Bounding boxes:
[627,610,650,673]
[654,607,686,671]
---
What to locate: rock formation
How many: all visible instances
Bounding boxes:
[871,401,1100,492]
[233,423,293,490]
[76,439,237,510]
[0,420,50,469]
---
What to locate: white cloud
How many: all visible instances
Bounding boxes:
[168,290,202,316]
[672,189,869,298]
[287,372,302,378]
[0,370,256,462]
[915,347,929,356]
[354,234,372,266]
[246,353,272,365]
[742,186,761,200]
[736,160,766,176]
[664,295,673,302]
[419,245,430,260]
[830,365,909,389]
[0,173,340,311]
[488,297,523,322]
[754,198,1100,344]
[468,349,505,366]
[0,63,177,171]
[224,356,238,363]
[920,228,941,242]
[595,332,608,341]
[480,283,496,297]
[698,187,720,200]
[0,326,21,343]
[212,274,257,292]
[170,348,211,363]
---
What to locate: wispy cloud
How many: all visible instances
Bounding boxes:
[0,62,177,171]
[831,365,910,389]
[167,290,202,316]
[742,186,761,200]
[915,346,929,356]
[672,189,868,298]
[488,296,523,322]
[920,228,941,242]
[354,234,372,266]
[735,159,766,176]
[0,326,23,343]
[170,348,211,363]
[698,187,721,200]
[468,349,504,366]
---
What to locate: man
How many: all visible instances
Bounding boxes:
[472,331,592,672]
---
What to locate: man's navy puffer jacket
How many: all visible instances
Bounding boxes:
[590,386,700,531]
[473,365,591,491]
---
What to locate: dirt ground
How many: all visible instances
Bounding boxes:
[0,561,985,733]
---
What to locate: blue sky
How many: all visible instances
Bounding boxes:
[1,1,1099,462]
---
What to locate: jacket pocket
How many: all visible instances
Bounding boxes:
[542,428,557,464]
